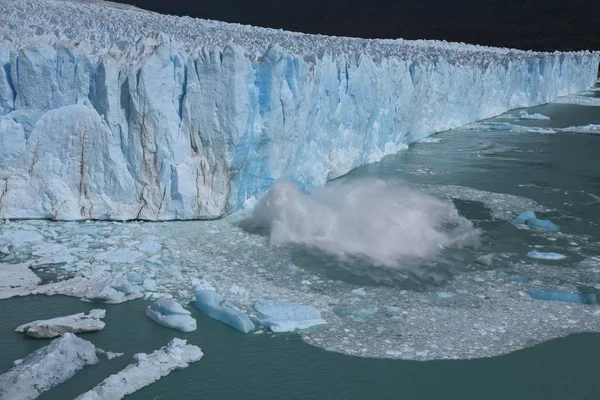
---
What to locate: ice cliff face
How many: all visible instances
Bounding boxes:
[0,0,598,220]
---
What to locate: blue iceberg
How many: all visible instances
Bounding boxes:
[194,290,255,333]
[527,290,597,305]
[145,298,197,332]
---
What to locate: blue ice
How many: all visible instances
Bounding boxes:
[527,251,567,260]
[254,302,326,332]
[194,290,255,333]
[527,290,597,305]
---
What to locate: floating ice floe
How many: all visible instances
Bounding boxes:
[0,262,41,300]
[145,298,197,332]
[559,124,600,135]
[527,251,567,260]
[74,339,202,400]
[94,248,143,263]
[0,333,99,400]
[512,211,559,232]
[96,349,124,360]
[15,309,106,338]
[518,111,550,120]
[30,272,144,304]
[194,287,255,333]
[254,302,326,332]
[527,290,597,305]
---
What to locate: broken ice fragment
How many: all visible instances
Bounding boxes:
[194,289,255,333]
[15,309,106,338]
[0,333,99,400]
[526,218,560,232]
[74,339,202,400]
[527,251,567,260]
[512,211,559,232]
[527,290,597,305]
[254,302,326,332]
[145,298,197,332]
[512,210,537,224]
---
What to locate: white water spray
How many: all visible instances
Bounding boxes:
[249,179,480,268]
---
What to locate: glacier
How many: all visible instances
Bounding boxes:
[0,0,598,220]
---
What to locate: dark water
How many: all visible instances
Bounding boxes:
[2,98,600,399]
[1,295,600,400]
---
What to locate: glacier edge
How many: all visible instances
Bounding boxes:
[0,0,598,220]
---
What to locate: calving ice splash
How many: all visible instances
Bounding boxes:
[248,179,480,267]
[0,0,598,220]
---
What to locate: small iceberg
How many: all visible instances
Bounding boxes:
[254,302,326,332]
[145,299,197,332]
[15,309,106,338]
[194,288,255,333]
[512,210,537,224]
[0,333,99,400]
[512,211,559,232]
[527,290,597,305]
[74,339,202,400]
[518,111,550,120]
[527,251,567,260]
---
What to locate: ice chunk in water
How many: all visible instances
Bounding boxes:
[518,111,550,120]
[0,333,99,400]
[95,249,143,263]
[512,210,537,224]
[138,240,161,254]
[145,299,197,332]
[526,218,560,232]
[254,302,326,332]
[74,338,202,400]
[527,251,567,260]
[512,211,559,232]
[527,290,597,305]
[194,289,255,333]
[15,309,106,338]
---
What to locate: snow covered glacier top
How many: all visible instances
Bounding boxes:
[3,0,594,61]
[0,0,598,220]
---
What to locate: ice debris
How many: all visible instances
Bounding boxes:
[527,290,597,305]
[0,333,99,400]
[559,124,600,135]
[15,309,106,338]
[74,339,202,400]
[254,302,326,332]
[194,287,255,333]
[527,251,567,260]
[145,298,197,332]
[518,111,550,120]
[512,211,559,232]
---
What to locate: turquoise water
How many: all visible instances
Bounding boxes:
[2,89,600,398]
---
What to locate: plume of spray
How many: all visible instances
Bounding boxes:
[249,178,480,269]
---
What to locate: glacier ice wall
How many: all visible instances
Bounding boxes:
[0,0,598,220]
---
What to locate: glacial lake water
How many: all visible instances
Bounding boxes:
[1,85,600,399]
